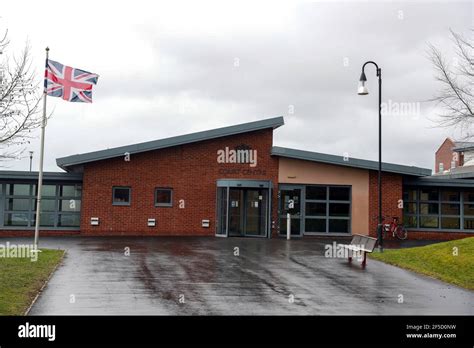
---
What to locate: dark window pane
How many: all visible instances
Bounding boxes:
[7,184,30,196]
[404,215,417,228]
[60,199,81,212]
[305,202,326,216]
[441,190,460,202]
[155,189,172,206]
[113,187,130,205]
[305,218,326,233]
[420,188,438,201]
[420,203,438,215]
[305,186,326,200]
[420,216,438,228]
[6,198,30,211]
[33,199,56,212]
[32,213,56,227]
[464,218,474,230]
[4,213,29,226]
[403,189,417,201]
[329,187,350,201]
[58,214,80,227]
[279,217,300,235]
[329,203,350,217]
[34,184,56,197]
[441,203,460,215]
[61,185,82,197]
[463,189,474,203]
[403,203,417,214]
[328,219,349,233]
[464,204,474,216]
[441,217,460,229]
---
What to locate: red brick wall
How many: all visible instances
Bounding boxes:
[0,230,80,237]
[78,129,279,236]
[435,138,459,173]
[401,231,473,241]
[369,171,474,241]
[368,171,404,239]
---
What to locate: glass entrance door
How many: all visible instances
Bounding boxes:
[244,189,268,237]
[217,186,269,238]
[216,187,228,237]
[228,188,244,236]
[279,187,303,237]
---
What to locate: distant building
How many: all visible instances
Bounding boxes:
[435,137,474,178]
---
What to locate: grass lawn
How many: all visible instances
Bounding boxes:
[370,237,474,290]
[0,249,64,315]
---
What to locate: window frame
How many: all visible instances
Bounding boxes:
[112,186,131,206]
[403,187,473,232]
[154,188,173,207]
[0,182,81,230]
[303,185,351,235]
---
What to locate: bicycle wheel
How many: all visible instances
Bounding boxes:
[395,225,408,240]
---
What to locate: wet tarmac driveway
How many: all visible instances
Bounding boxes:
[5,237,473,315]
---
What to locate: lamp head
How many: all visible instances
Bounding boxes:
[358,71,369,95]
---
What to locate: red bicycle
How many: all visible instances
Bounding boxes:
[383,216,408,240]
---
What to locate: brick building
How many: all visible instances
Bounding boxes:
[0,117,473,240]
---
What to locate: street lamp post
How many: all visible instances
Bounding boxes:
[29,151,34,172]
[358,61,383,252]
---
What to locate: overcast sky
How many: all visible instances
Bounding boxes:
[1,0,472,172]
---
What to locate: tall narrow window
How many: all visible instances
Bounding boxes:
[155,188,173,207]
[113,187,131,206]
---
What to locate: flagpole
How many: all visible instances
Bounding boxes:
[33,46,49,251]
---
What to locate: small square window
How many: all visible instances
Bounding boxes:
[113,187,131,205]
[155,188,173,207]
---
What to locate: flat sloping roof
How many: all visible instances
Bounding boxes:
[272,146,432,177]
[57,116,284,170]
[453,141,474,152]
[0,170,82,181]
[404,177,474,188]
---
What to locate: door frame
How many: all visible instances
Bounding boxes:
[242,188,269,237]
[278,184,305,237]
[215,179,273,238]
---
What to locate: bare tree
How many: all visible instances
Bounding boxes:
[0,28,42,164]
[427,29,473,136]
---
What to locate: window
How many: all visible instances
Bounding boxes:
[60,199,81,212]
[306,186,326,200]
[58,214,81,227]
[113,187,131,205]
[4,213,29,226]
[403,187,469,231]
[33,198,57,212]
[305,202,326,216]
[6,184,30,196]
[155,188,173,207]
[1,183,81,228]
[464,188,474,230]
[329,187,350,201]
[33,184,57,197]
[61,185,82,197]
[304,185,350,234]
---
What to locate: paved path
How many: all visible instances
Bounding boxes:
[3,237,472,315]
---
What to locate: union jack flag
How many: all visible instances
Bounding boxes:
[45,59,99,103]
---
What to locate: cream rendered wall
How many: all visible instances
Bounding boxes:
[278,157,370,235]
